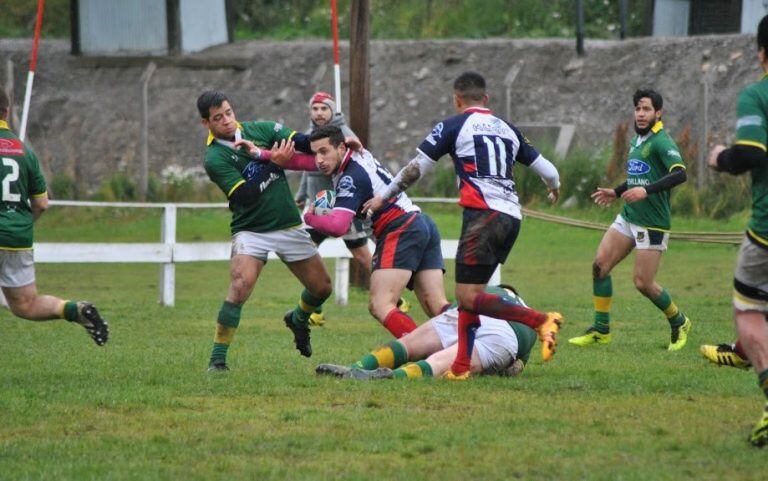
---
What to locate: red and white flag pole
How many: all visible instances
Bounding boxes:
[19,0,45,142]
[330,0,342,113]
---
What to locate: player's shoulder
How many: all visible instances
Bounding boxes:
[0,132,28,158]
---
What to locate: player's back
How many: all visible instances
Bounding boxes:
[418,108,541,219]
[0,124,47,248]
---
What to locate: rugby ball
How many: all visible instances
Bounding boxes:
[313,190,336,215]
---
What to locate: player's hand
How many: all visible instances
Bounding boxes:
[708,144,726,170]
[234,139,261,157]
[270,139,296,167]
[362,195,386,217]
[621,187,647,203]
[548,188,560,204]
[295,199,306,210]
[591,187,617,206]
[345,136,363,152]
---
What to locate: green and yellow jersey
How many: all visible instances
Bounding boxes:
[0,120,47,250]
[734,76,768,246]
[621,122,685,231]
[204,121,301,235]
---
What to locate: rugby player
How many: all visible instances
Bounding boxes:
[315,285,536,380]
[198,90,332,371]
[302,125,450,338]
[361,72,563,379]
[569,89,692,350]
[0,88,108,345]
[703,14,768,447]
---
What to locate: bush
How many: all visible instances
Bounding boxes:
[49,174,75,200]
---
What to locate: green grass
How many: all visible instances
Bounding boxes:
[2,205,767,480]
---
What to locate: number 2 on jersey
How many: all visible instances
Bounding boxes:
[2,157,21,202]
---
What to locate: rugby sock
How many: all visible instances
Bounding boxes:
[593,276,612,333]
[472,293,547,329]
[352,340,408,370]
[735,340,748,359]
[291,289,327,327]
[62,301,79,322]
[393,360,433,379]
[381,308,417,338]
[650,288,685,328]
[759,369,768,400]
[210,301,242,365]
[451,309,480,375]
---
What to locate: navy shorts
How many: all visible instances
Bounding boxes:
[372,212,444,273]
[456,208,521,284]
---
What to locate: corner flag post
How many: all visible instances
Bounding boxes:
[19,0,45,142]
[331,0,342,113]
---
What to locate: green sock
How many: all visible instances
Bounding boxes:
[650,288,685,328]
[63,301,79,322]
[392,360,433,379]
[593,276,612,334]
[352,341,408,370]
[209,301,241,365]
[292,289,328,327]
[759,369,768,400]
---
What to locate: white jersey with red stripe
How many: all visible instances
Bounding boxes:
[417,107,540,219]
[332,148,420,237]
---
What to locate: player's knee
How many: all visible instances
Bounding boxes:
[633,275,652,296]
[456,293,477,312]
[592,261,607,280]
[8,298,32,319]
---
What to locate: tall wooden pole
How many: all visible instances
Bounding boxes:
[348,0,370,147]
[348,0,371,289]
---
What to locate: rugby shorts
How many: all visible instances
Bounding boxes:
[432,310,519,373]
[372,212,444,273]
[231,226,317,263]
[610,214,669,251]
[0,249,35,288]
[733,234,768,312]
[455,208,520,284]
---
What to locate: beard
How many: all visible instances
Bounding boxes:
[634,122,652,136]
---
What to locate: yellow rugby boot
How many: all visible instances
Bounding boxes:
[568,327,612,347]
[749,404,768,448]
[699,343,751,370]
[667,317,692,351]
[538,312,564,361]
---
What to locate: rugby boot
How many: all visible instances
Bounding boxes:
[315,364,351,377]
[569,327,612,346]
[69,302,109,346]
[284,311,312,357]
[538,312,564,361]
[699,343,751,370]
[668,317,692,351]
[207,361,230,372]
[397,297,411,313]
[749,403,768,448]
[443,370,471,381]
[308,311,326,327]
[348,367,394,380]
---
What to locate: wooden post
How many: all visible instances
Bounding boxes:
[165,0,181,56]
[348,0,371,289]
[159,204,176,306]
[576,0,585,56]
[348,0,370,147]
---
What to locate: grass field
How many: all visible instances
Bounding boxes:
[1,204,767,480]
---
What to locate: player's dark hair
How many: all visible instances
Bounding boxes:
[632,89,663,111]
[453,71,486,102]
[496,283,519,296]
[308,125,345,148]
[197,90,230,119]
[0,88,8,116]
[758,15,768,53]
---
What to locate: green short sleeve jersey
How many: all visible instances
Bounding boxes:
[204,121,302,235]
[621,122,685,230]
[0,121,47,249]
[734,77,768,245]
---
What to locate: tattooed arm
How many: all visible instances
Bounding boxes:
[362,151,436,213]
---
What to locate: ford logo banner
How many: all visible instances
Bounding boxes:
[627,159,651,175]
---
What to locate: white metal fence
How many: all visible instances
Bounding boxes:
[30,200,499,307]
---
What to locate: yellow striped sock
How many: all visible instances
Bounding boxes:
[663,302,680,320]
[214,324,237,345]
[593,295,612,312]
[299,299,315,314]
[400,362,424,379]
[371,346,395,368]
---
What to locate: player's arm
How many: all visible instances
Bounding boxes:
[27,151,48,220]
[304,208,356,237]
[363,151,436,213]
[527,154,561,203]
[31,193,48,220]
[711,144,764,175]
[710,88,767,175]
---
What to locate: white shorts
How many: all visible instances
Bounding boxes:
[0,249,35,288]
[432,310,519,373]
[733,236,768,312]
[610,214,669,251]
[231,227,318,263]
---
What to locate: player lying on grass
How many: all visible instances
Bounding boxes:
[301,125,451,338]
[199,90,340,370]
[0,88,108,346]
[315,285,538,380]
